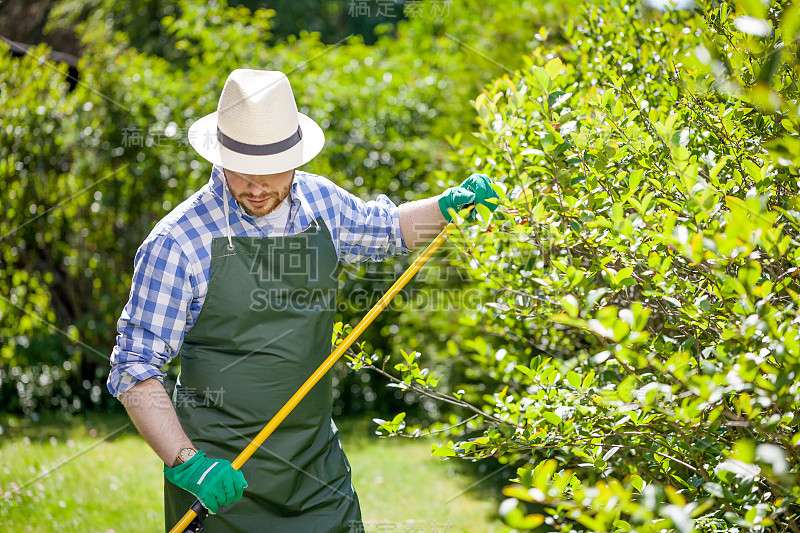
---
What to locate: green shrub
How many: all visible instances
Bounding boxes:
[367,0,800,529]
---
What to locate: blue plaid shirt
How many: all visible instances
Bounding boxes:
[107,165,410,398]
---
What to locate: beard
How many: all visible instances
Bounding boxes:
[232,180,292,217]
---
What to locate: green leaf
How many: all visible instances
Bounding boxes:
[545,57,563,80]
[575,514,606,531]
[584,288,609,314]
[476,202,492,221]
[488,182,506,200]
[582,370,595,390]
[548,91,572,109]
[534,459,557,490]
[561,295,579,318]
[432,445,456,457]
[515,365,535,379]
[738,261,762,287]
[709,156,731,180]
[532,66,551,91]
[566,370,581,389]
[629,169,643,190]
[532,200,545,220]
[517,514,545,529]
[543,412,561,426]
[728,441,756,469]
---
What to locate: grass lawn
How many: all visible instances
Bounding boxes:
[0,412,506,532]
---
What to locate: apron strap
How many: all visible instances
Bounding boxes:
[221,171,235,251]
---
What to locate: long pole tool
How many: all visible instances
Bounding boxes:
[169,221,456,533]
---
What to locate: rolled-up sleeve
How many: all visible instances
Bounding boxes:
[334,185,411,263]
[107,233,194,398]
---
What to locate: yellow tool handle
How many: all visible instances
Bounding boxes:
[169,221,455,533]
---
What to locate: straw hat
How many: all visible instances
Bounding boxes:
[188,69,325,174]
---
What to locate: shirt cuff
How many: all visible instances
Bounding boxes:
[107,364,166,398]
[389,201,411,255]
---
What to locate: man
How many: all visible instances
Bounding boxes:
[107,69,498,533]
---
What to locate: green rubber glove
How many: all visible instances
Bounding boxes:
[163,449,247,514]
[437,173,500,222]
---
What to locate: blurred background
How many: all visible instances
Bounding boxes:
[0,0,562,421]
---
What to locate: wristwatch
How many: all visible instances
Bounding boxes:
[171,447,197,468]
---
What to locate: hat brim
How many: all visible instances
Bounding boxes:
[187,111,325,174]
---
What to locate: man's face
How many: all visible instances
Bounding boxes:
[224,168,295,217]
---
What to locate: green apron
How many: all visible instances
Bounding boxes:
[164,215,363,532]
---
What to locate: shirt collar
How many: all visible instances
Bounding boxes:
[208,165,314,228]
